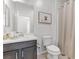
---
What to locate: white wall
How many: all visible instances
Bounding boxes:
[33,0,58,47]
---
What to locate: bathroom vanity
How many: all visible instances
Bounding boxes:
[3,0,37,59]
[3,36,37,59]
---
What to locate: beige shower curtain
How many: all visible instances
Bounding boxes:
[58,0,75,59]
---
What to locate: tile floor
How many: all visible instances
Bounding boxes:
[37,53,47,59]
[37,53,68,59]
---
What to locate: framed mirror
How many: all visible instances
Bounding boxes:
[3,0,35,34]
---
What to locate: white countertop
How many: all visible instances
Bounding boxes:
[3,34,37,44]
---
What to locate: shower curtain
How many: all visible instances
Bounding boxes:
[58,0,75,59]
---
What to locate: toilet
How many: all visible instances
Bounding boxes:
[43,36,61,59]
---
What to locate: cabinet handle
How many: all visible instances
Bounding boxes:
[22,51,24,58]
[16,52,18,59]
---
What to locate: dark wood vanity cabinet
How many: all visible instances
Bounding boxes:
[4,50,19,59]
[3,40,37,59]
[22,46,35,59]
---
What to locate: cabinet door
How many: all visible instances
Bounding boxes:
[22,46,37,59]
[3,50,19,59]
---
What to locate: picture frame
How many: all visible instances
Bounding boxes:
[38,12,52,24]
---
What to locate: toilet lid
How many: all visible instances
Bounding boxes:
[47,45,60,52]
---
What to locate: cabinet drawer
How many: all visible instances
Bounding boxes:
[3,40,37,52]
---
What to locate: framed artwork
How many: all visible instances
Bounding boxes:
[38,12,52,24]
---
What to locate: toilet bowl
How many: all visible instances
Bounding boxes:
[42,36,61,59]
[46,45,60,59]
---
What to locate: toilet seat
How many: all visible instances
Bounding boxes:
[46,45,60,55]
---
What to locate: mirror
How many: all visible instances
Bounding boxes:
[3,1,10,27]
[3,0,34,34]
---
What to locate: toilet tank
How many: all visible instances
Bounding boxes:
[42,36,53,46]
